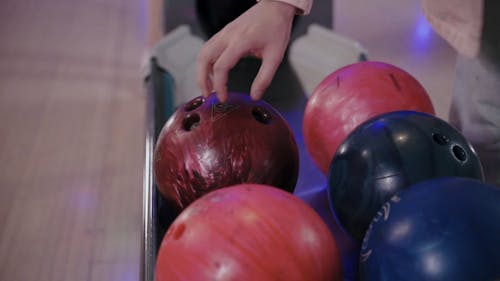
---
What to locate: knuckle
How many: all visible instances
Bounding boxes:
[197,49,210,64]
[213,61,230,73]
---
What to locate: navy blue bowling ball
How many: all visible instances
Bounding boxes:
[360,177,500,281]
[328,111,484,241]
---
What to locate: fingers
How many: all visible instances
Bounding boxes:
[197,39,223,98]
[250,49,283,100]
[196,0,294,102]
[211,43,248,102]
[196,56,212,98]
[198,43,284,102]
[198,38,249,103]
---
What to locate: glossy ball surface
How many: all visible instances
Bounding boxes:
[360,177,500,281]
[154,93,299,215]
[155,184,343,281]
[303,61,435,174]
[328,111,484,241]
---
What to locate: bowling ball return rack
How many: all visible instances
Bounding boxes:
[141,26,365,281]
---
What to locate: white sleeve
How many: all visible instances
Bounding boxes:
[257,0,313,15]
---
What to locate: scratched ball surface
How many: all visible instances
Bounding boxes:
[155,184,343,281]
[303,61,435,175]
[360,177,500,281]
[153,92,299,215]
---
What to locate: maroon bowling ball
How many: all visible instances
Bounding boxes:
[154,92,299,215]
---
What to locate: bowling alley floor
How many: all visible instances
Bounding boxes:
[0,0,456,280]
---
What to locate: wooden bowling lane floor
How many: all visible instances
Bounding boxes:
[0,0,456,281]
[0,0,147,280]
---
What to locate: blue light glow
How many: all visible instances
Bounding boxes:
[411,14,433,53]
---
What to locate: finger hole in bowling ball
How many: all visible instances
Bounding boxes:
[182,114,201,131]
[251,106,272,125]
[432,133,450,145]
[184,96,206,112]
[452,145,467,162]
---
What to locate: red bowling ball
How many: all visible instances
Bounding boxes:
[154,92,299,215]
[155,184,343,281]
[303,61,435,174]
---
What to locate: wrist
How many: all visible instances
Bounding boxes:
[257,0,312,15]
[261,0,298,16]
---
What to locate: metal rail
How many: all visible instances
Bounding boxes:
[141,58,175,281]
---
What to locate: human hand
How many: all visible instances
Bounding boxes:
[197,0,297,102]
